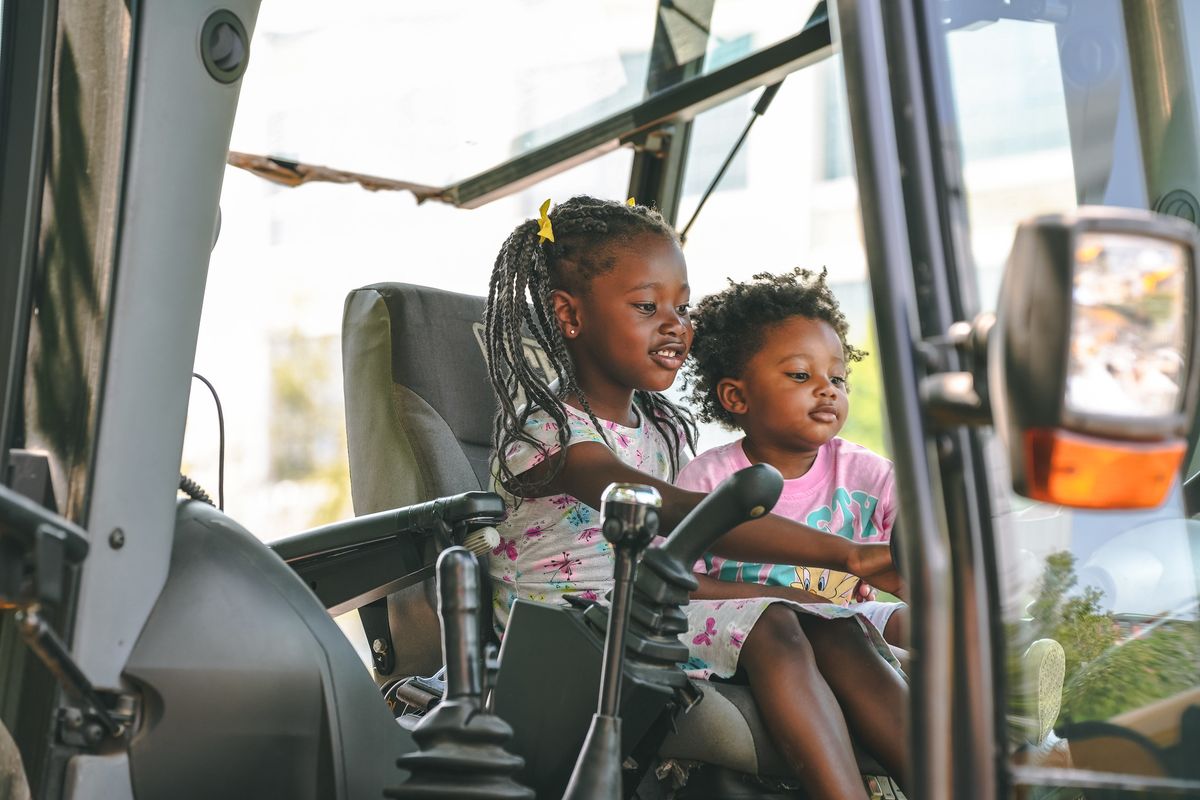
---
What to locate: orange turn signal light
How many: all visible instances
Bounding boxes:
[1023,428,1185,509]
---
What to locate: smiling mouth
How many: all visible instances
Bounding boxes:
[649,346,685,368]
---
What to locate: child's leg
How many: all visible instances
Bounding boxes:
[798,616,910,789]
[854,600,908,649]
[883,606,910,673]
[888,644,911,674]
[738,605,867,799]
[883,605,908,647]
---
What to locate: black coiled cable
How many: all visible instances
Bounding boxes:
[178,473,214,506]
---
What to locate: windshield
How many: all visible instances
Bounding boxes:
[938,2,1200,791]
[229,0,819,188]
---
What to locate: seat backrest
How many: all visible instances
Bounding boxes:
[343,283,495,508]
[341,282,554,679]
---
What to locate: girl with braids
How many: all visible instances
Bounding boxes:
[485,196,908,798]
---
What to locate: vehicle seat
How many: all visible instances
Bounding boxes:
[343,282,561,680]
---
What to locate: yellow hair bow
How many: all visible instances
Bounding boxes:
[537,198,555,243]
[626,197,636,206]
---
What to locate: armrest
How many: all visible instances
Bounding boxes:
[270,491,504,616]
[272,491,504,563]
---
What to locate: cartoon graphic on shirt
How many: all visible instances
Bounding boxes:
[804,488,884,542]
[792,565,859,605]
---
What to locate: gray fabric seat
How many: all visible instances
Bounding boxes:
[342,283,509,679]
[660,681,790,777]
[339,282,882,785]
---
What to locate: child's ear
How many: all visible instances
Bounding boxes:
[716,378,748,416]
[550,290,582,339]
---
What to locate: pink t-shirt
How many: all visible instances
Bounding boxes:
[675,437,895,606]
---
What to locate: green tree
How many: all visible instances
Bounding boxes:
[269,330,354,528]
[1063,622,1199,723]
[840,324,889,458]
[1014,550,1200,724]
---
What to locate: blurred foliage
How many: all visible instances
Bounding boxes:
[269,330,353,527]
[1014,550,1200,725]
[841,323,889,458]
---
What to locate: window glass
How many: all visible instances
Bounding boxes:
[231,2,822,190]
[700,1,820,76]
[946,20,1076,309]
[941,8,1200,789]
[231,0,655,187]
[673,56,889,461]
[184,6,638,546]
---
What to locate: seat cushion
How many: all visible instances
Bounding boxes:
[660,681,884,778]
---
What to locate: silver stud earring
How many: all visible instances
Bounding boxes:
[568,328,576,336]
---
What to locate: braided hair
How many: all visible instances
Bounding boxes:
[681,267,866,430]
[485,195,697,496]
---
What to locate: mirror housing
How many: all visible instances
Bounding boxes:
[993,207,1200,509]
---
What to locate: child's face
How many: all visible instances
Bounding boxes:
[722,316,848,451]
[556,234,692,394]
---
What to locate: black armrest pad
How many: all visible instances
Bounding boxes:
[272,490,504,563]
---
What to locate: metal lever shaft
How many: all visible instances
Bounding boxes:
[563,483,661,800]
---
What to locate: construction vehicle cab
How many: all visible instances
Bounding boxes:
[1,1,1199,798]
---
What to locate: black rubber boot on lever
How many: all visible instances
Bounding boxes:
[583,463,786,690]
[385,546,534,799]
[563,484,663,800]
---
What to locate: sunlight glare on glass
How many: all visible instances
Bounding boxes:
[1066,232,1188,418]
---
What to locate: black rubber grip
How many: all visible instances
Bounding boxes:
[659,463,784,569]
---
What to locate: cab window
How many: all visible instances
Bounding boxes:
[941,8,1200,787]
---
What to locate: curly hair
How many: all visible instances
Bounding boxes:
[485,195,697,496]
[681,267,866,430]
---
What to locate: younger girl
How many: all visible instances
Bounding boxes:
[677,268,908,649]
[485,196,907,799]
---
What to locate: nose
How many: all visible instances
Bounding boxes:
[813,376,838,397]
[659,307,688,334]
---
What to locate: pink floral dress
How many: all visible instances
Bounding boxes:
[489,404,898,679]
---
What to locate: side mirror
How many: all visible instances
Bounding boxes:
[996,207,1199,509]
[930,206,1200,510]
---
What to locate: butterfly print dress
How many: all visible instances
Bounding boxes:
[489,405,898,680]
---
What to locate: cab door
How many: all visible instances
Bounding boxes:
[835,1,1200,797]
[0,1,260,797]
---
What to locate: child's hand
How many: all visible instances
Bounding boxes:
[846,543,905,599]
[854,581,877,603]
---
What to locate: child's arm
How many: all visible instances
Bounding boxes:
[518,441,902,595]
[691,573,832,605]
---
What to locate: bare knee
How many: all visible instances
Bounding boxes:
[743,605,815,665]
[800,615,873,658]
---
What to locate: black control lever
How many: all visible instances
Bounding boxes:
[386,546,533,799]
[656,462,785,584]
[616,464,784,684]
[563,484,661,800]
